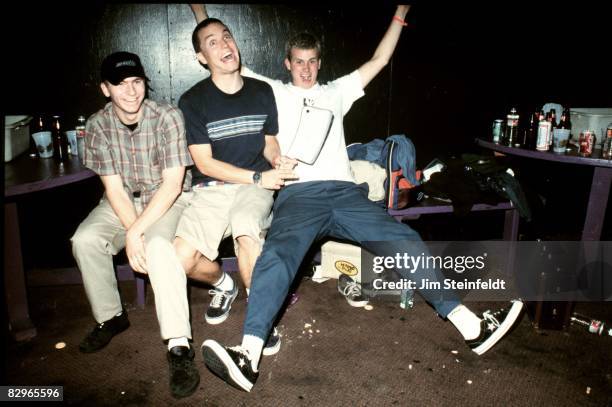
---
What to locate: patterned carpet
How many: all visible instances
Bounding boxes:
[4,277,611,406]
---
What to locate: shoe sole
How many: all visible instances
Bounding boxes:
[201,340,253,392]
[262,337,281,356]
[170,374,200,399]
[205,288,239,325]
[346,297,369,308]
[472,301,524,355]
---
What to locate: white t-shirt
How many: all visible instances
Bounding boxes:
[243,67,365,184]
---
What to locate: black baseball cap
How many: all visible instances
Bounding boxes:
[100,51,148,85]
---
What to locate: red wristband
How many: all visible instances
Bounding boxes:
[393,15,408,27]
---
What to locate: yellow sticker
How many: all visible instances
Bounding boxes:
[334,260,358,276]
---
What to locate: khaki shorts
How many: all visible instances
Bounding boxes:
[176,184,274,261]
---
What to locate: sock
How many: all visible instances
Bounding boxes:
[241,334,264,371]
[115,311,123,317]
[168,336,189,351]
[246,287,250,297]
[213,272,234,292]
[447,305,482,340]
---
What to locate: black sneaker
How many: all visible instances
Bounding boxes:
[202,340,258,392]
[167,346,200,399]
[205,282,238,325]
[467,300,525,355]
[262,327,281,356]
[79,311,130,353]
[337,274,369,307]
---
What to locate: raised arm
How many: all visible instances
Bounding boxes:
[189,3,208,23]
[358,5,410,89]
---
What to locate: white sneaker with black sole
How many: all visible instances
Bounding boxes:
[262,327,281,356]
[467,300,525,355]
[205,284,238,325]
[337,274,369,307]
[202,340,258,392]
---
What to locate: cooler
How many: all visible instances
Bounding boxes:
[570,108,612,150]
[320,241,364,282]
[5,116,32,162]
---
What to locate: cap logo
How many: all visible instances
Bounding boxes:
[115,60,137,68]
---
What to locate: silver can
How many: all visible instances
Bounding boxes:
[492,119,504,144]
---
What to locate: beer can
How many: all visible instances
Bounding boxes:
[604,127,612,159]
[492,119,504,144]
[536,121,551,151]
[579,130,596,157]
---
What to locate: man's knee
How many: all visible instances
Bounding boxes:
[236,235,259,253]
[71,225,101,257]
[145,236,173,257]
[174,237,201,275]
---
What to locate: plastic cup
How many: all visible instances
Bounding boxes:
[77,136,85,163]
[552,128,570,154]
[31,131,54,158]
[65,130,78,156]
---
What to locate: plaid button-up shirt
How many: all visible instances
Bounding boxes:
[84,99,193,206]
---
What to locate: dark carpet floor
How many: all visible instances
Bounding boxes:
[4,277,612,406]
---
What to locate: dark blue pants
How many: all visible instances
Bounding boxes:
[244,181,460,340]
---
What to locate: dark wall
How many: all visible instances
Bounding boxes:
[3,2,611,268]
[5,2,611,166]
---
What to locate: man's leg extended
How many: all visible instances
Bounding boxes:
[202,182,331,391]
[331,183,524,354]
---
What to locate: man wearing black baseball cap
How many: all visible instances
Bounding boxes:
[100,51,148,85]
[71,50,211,398]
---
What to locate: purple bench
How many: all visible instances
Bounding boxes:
[388,198,519,241]
[131,198,519,308]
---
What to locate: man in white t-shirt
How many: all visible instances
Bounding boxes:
[192,4,525,393]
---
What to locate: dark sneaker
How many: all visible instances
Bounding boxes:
[205,283,238,325]
[337,274,369,307]
[262,327,281,356]
[167,346,200,399]
[202,340,258,392]
[79,311,130,353]
[467,300,525,355]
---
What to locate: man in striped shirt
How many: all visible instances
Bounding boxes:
[71,51,203,398]
[171,17,297,356]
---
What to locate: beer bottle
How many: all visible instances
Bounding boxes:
[559,108,572,131]
[536,110,551,151]
[524,111,539,150]
[550,109,558,128]
[75,115,86,158]
[505,107,520,147]
[52,115,69,161]
[557,110,569,129]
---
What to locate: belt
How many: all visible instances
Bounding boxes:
[193,180,228,188]
[132,188,191,198]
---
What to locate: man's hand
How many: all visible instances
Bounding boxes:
[260,168,298,190]
[126,229,147,274]
[273,155,299,170]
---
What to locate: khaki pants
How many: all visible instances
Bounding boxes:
[71,192,192,340]
[176,184,274,261]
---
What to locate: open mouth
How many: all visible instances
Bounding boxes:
[222,52,234,62]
